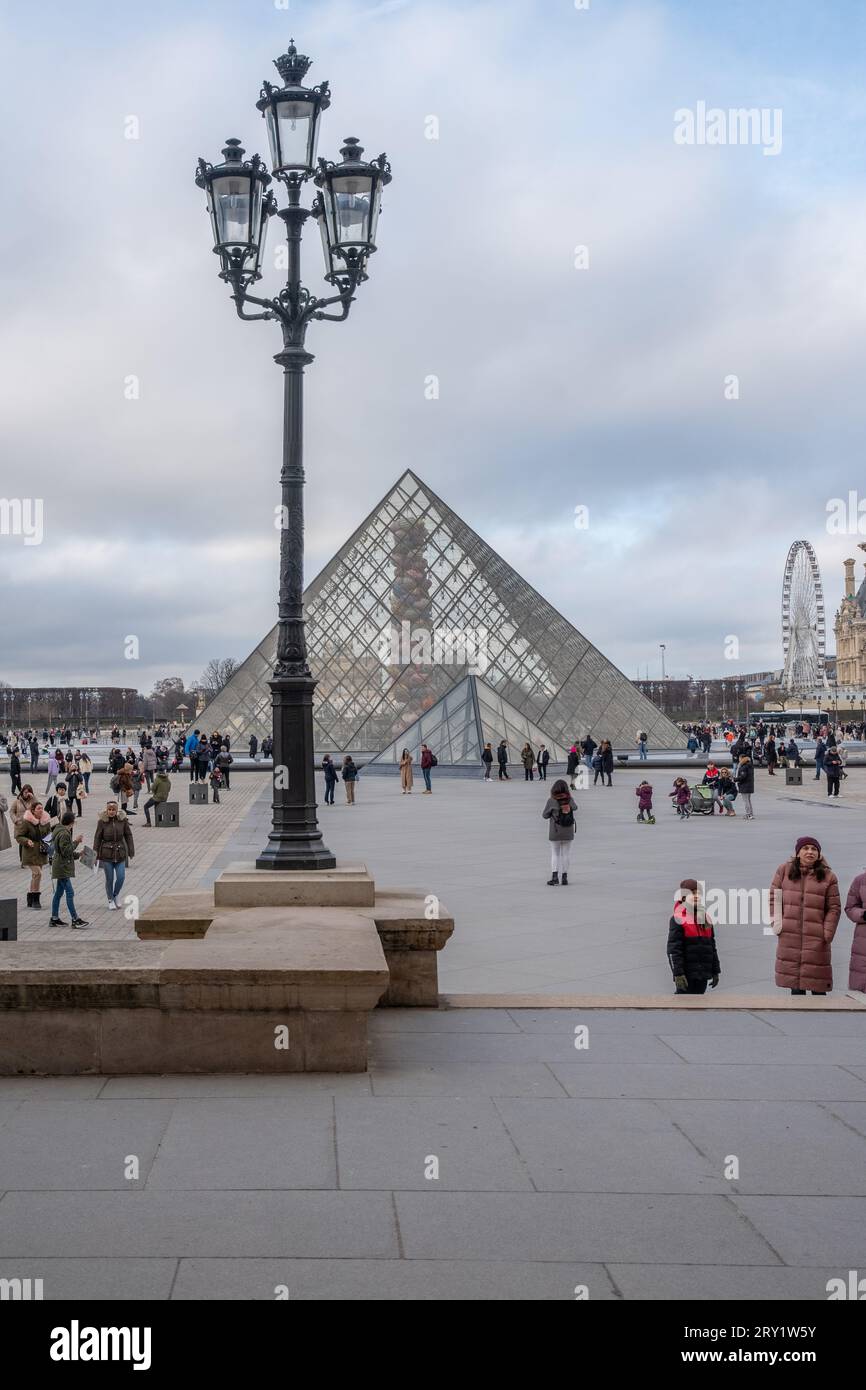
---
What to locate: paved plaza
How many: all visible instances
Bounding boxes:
[4,764,866,995]
[2,764,865,1301]
[214,764,866,998]
[0,1006,865,1299]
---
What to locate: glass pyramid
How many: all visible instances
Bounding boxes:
[369,675,576,768]
[195,470,686,757]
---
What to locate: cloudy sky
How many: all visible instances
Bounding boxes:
[2,0,866,693]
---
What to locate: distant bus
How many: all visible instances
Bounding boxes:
[759,709,830,731]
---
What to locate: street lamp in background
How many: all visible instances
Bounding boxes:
[195,37,392,871]
[659,644,666,680]
[703,684,709,722]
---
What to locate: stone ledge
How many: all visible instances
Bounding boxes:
[0,908,390,1073]
[440,993,866,1011]
[0,1007,370,1073]
[136,887,455,1009]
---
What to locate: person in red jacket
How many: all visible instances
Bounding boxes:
[420,744,435,794]
[667,879,721,995]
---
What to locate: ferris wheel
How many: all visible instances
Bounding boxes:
[781,540,826,691]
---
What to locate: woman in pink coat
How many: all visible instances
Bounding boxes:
[843,871,866,992]
[770,836,841,995]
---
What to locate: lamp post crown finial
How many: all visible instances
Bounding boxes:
[340,136,363,162]
[221,138,245,163]
[275,38,313,85]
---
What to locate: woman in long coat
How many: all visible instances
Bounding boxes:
[399,749,413,794]
[0,792,12,851]
[843,871,866,992]
[15,800,52,908]
[770,836,841,994]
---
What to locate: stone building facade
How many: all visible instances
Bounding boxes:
[834,547,866,687]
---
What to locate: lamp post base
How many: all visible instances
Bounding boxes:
[256,671,336,871]
[255,842,337,872]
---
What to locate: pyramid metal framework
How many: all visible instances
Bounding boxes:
[195,470,686,760]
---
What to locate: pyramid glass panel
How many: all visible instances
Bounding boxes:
[195,470,687,757]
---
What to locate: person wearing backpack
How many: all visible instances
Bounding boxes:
[420,744,436,793]
[216,746,233,790]
[342,755,358,805]
[542,778,577,886]
[322,755,338,805]
[48,812,89,928]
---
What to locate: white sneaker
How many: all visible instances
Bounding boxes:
[107,901,117,911]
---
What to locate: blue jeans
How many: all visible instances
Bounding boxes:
[639,743,647,759]
[422,768,432,791]
[51,878,76,918]
[815,759,824,780]
[101,860,126,902]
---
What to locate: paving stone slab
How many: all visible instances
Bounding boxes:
[506,1010,780,1035]
[548,1062,866,1101]
[0,1191,399,1258]
[732,1196,866,1266]
[659,1035,866,1065]
[820,1101,866,1138]
[0,1258,177,1301]
[654,1099,866,1196]
[608,1263,843,1301]
[369,1010,522,1034]
[145,1098,336,1191]
[369,1063,567,1098]
[0,1100,174,1190]
[394,1192,779,1264]
[370,1032,684,1066]
[334,1097,533,1191]
[493,1098,723,1194]
[751,1010,866,1036]
[100,1074,372,1098]
[171,1257,618,1300]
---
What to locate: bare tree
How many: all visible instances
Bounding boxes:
[196,658,239,704]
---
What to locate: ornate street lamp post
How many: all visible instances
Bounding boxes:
[195,38,391,871]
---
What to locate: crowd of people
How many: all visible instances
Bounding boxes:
[3,716,865,997]
[0,726,242,925]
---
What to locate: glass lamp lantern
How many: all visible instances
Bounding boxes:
[312,192,367,284]
[314,138,391,270]
[257,39,331,176]
[195,139,273,283]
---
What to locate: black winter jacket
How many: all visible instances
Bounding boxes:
[667,909,721,985]
[734,761,755,793]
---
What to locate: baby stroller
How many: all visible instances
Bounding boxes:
[690,784,715,816]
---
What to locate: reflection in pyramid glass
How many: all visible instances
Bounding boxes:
[195,470,685,760]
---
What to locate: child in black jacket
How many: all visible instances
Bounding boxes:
[667,878,721,995]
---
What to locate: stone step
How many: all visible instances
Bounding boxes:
[214,862,375,908]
